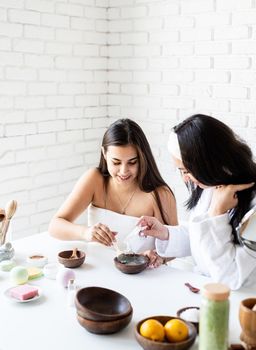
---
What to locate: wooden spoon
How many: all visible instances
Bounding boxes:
[0,200,17,245]
[0,209,5,223]
[70,248,78,259]
[184,282,200,294]
[0,209,6,243]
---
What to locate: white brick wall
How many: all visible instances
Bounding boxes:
[0,0,108,239]
[1,0,256,239]
[107,0,256,220]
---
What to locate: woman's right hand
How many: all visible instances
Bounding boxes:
[209,182,255,217]
[137,216,169,241]
[84,223,116,246]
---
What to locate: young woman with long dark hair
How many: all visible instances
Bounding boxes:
[138,115,256,289]
[49,118,177,263]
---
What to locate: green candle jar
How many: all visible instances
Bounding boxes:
[199,283,230,350]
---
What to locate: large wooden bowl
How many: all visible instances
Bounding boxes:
[76,310,133,334]
[75,286,132,321]
[135,316,197,350]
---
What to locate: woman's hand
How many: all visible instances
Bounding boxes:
[209,182,255,217]
[84,223,116,246]
[143,250,167,268]
[137,216,169,240]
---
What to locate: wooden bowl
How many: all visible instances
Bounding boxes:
[239,298,256,347]
[114,253,149,274]
[58,250,85,268]
[75,286,133,321]
[176,307,200,333]
[76,310,133,334]
[135,316,197,350]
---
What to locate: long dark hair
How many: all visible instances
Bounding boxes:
[173,114,256,243]
[98,118,173,224]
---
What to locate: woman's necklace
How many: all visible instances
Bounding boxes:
[115,186,137,215]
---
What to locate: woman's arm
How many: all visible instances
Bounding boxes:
[190,212,256,290]
[138,217,191,266]
[48,168,115,245]
[189,183,256,289]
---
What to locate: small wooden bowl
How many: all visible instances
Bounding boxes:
[76,310,133,334]
[58,250,85,268]
[176,307,200,334]
[135,315,197,350]
[75,286,132,321]
[114,253,149,274]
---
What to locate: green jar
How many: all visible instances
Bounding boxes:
[199,283,230,350]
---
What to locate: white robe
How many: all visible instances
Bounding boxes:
[156,188,256,290]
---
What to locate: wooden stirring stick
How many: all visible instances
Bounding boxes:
[112,241,123,256]
[70,248,78,259]
[1,200,17,245]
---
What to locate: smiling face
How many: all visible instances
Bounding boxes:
[103,145,139,186]
[172,155,209,189]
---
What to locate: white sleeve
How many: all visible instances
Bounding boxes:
[155,224,191,258]
[190,213,256,290]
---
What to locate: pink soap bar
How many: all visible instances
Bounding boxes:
[10,284,39,300]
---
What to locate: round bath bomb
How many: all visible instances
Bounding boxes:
[10,266,29,285]
[56,268,75,288]
[0,259,16,272]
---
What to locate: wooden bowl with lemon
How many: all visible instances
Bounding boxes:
[135,316,197,350]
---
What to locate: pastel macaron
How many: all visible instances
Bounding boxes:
[27,267,43,280]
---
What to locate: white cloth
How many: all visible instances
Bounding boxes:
[167,132,181,160]
[156,188,256,290]
[88,204,155,253]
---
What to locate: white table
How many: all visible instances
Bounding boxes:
[0,233,255,350]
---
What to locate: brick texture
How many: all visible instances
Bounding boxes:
[0,0,255,238]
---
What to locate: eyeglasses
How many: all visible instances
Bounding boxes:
[177,168,190,176]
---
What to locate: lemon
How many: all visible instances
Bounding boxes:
[140,319,165,342]
[164,318,189,342]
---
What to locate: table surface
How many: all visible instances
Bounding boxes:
[0,232,255,350]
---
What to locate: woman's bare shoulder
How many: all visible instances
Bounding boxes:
[152,185,177,225]
[73,168,105,196]
[155,185,175,201]
[80,167,104,184]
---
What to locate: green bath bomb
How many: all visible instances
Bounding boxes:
[10,266,29,285]
[0,260,16,271]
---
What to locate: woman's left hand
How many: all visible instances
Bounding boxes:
[143,249,167,268]
[209,182,255,217]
